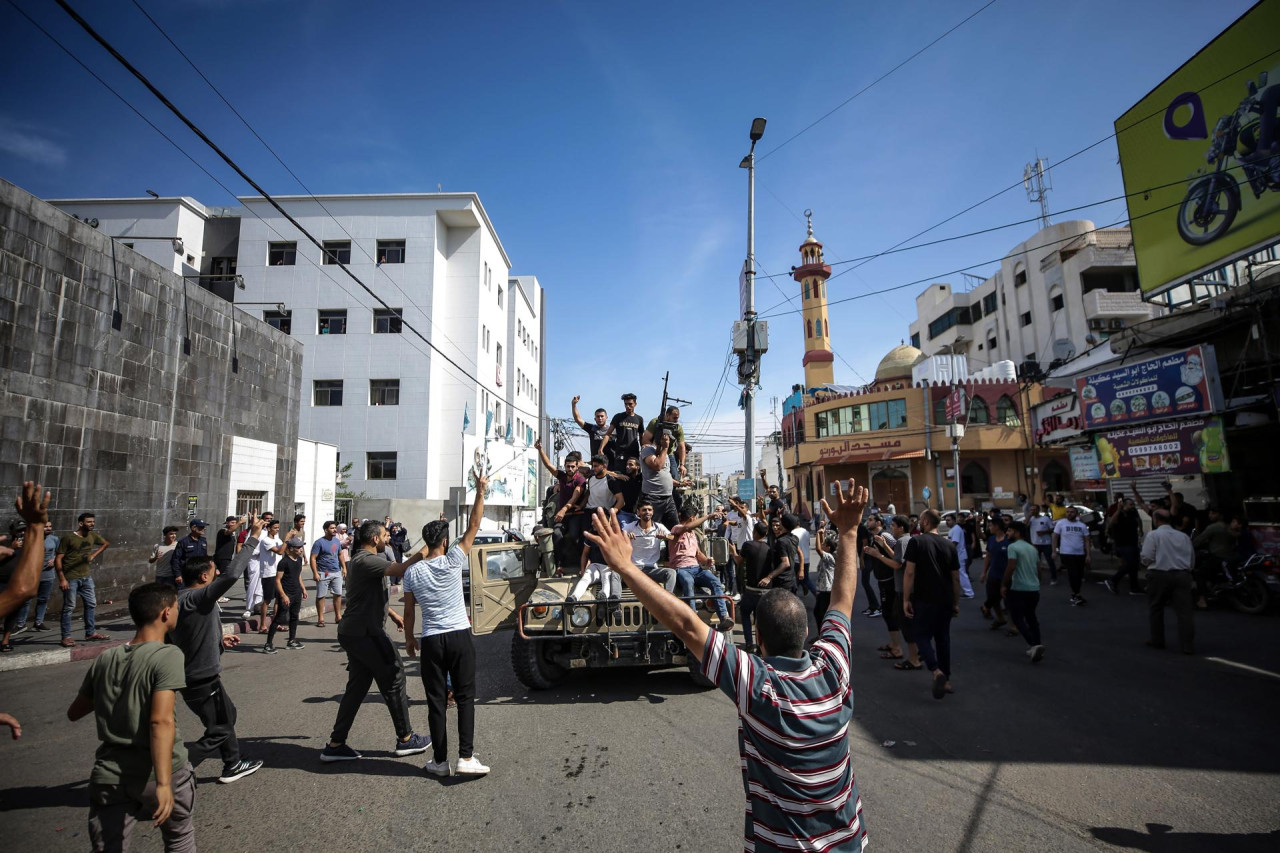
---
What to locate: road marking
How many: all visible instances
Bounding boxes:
[1205,656,1280,681]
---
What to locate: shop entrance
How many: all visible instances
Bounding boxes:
[871,467,910,513]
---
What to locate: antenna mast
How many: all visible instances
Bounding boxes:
[1023,155,1052,229]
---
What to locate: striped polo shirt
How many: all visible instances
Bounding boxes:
[401,544,470,637]
[701,610,868,852]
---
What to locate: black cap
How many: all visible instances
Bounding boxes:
[190,518,207,528]
[9,519,27,534]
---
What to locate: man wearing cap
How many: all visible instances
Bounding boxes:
[601,394,644,473]
[264,536,308,652]
[171,519,209,582]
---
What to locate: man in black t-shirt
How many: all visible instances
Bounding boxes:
[855,520,882,617]
[601,394,644,472]
[214,516,241,573]
[728,521,772,652]
[610,457,644,525]
[902,509,961,700]
[571,395,611,459]
[763,516,800,593]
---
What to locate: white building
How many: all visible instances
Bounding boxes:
[686,451,704,481]
[908,221,1155,375]
[50,192,547,530]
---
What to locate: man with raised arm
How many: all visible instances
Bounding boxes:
[0,483,51,740]
[402,476,491,777]
[583,479,871,852]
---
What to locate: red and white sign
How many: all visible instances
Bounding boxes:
[944,388,965,422]
[1032,393,1082,444]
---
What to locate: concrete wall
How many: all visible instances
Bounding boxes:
[0,178,303,602]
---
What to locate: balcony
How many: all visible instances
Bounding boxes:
[1082,289,1157,320]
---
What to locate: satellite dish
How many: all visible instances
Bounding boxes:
[1052,338,1077,361]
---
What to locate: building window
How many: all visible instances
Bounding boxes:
[1014,269,1027,287]
[322,240,351,265]
[268,242,297,266]
[961,462,990,495]
[377,240,406,264]
[313,380,343,406]
[814,281,821,298]
[370,379,400,406]
[496,342,502,366]
[264,310,291,335]
[318,310,347,335]
[210,256,237,287]
[932,396,949,425]
[815,398,907,437]
[910,332,921,348]
[235,490,267,518]
[373,308,403,334]
[1019,311,1032,327]
[996,395,1020,426]
[367,451,397,480]
[806,319,813,338]
[982,292,998,314]
[1050,293,1065,312]
[927,306,972,340]
[970,301,982,320]
[803,281,810,299]
[968,396,990,424]
[497,285,504,308]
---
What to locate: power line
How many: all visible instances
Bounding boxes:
[759,0,1000,161]
[49,0,546,428]
[127,0,480,375]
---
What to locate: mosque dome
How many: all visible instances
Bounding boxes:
[875,344,925,382]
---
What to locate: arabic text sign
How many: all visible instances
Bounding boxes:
[1032,393,1082,444]
[1093,416,1230,479]
[817,438,904,460]
[1069,446,1101,481]
[1076,346,1219,430]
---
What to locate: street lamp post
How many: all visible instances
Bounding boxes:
[740,117,766,485]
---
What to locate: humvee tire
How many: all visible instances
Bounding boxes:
[511,633,568,690]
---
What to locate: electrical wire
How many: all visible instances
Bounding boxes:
[758,0,1000,161]
[47,0,547,428]
[127,0,480,375]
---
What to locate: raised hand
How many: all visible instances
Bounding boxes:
[249,513,265,537]
[583,508,634,571]
[572,395,581,405]
[820,478,868,532]
[14,482,50,526]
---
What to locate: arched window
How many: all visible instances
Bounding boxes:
[814,280,821,299]
[996,395,1020,426]
[961,462,990,495]
[968,395,990,424]
[804,281,810,299]
[932,396,949,426]
[806,319,813,339]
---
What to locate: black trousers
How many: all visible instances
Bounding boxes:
[181,675,240,768]
[813,591,831,627]
[268,592,301,643]
[420,628,477,763]
[330,632,413,744]
[1148,570,1195,651]
[911,601,953,677]
[1060,554,1086,595]
[878,579,898,632]
[1006,590,1041,646]
[859,563,881,611]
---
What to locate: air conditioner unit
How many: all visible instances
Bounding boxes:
[1109,319,1126,330]
[1087,319,1106,331]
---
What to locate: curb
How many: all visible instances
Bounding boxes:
[0,602,324,674]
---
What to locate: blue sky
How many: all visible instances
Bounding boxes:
[0,0,1258,473]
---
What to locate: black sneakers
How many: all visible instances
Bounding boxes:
[218,759,263,783]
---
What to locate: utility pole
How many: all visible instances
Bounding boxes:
[737,118,767,485]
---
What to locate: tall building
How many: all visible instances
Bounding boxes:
[49,192,548,529]
[792,212,835,389]
[907,221,1152,375]
[685,451,704,481]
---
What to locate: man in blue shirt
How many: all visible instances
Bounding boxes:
[170,520,208,581]
[402,476,489,777]
[310,521,348,628]
[13,521,57,632]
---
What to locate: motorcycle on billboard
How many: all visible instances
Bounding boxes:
[1177,69,1280,245]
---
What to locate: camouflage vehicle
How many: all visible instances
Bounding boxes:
[467,534,733,690]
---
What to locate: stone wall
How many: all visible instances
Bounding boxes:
[0,178,303,603]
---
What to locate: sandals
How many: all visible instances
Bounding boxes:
[876,644,893,652]
[879,651,903,660]
[85,633,110,641]
[0,643,12,653]
[316,621,326,628]
[893,660,923,670]
[61,637,76,647]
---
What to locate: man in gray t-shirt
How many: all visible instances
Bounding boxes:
[639,436,678,529]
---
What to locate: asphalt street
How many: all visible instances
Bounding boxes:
[2,578,1279,853]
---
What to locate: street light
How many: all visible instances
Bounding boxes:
[739,117,766,484]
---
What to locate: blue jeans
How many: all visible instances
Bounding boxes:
[17,570,55,626]
[675,568,727,617]
[61,576,97,639]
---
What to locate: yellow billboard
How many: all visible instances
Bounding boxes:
[1116,0,1280,294]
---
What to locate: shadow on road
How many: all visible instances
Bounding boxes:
[0,778,87,812]
[1088,823,1280,852]
[237,735,425,777]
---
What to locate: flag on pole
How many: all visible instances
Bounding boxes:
[462,402,470,433]
[506,413,513,443]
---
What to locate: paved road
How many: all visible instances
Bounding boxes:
[2,580,1278,852]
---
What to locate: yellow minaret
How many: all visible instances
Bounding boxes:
[792,210,834,388]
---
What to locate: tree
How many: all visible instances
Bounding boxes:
[335,460,370,501]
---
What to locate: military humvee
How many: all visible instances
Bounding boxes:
[467,537,733,690]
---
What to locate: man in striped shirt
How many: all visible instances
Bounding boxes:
[585,478,871,852]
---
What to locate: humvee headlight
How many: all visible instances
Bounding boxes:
[570,606,591,628]
[531,605,549,618]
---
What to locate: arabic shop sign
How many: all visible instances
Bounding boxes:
[1069,446,1101,480]
[817,438,903,460]
[1093,416,1230,479]
[1076,345,1221,430]
[1032,393,1082,444]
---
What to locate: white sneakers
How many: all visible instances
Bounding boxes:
[425,760,450,777]
[455,756,490,776]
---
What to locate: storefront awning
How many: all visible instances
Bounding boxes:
[818,448,926,466]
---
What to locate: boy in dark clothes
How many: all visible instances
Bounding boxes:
[265,537,308,652]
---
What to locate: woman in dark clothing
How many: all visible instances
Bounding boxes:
[265,537,308,653]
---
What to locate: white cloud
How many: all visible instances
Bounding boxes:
[0,119,67,167]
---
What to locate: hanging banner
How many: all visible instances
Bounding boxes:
[1069,446,1102,480]
[1076,345,1222,430]
[1032,393,1082,444]
[1094,416,1230,479]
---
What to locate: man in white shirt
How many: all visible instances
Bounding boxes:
[1027,506,1058,584]
[622,501,677,592]
[1141,509,1195,654]
[791,521,812,598]
[249,520,285,632]
[947,513,975,599]
[1053,506,1091,606]
[582,455,619,513]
